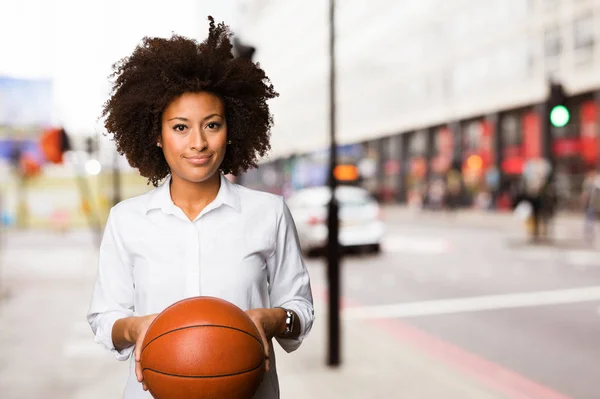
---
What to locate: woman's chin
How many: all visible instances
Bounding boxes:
[175,169,220,184]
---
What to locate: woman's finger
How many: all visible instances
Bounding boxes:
[135,358,143,383]
[265,353,270,373]
[134,351,141,381]
[256,324,270,373]
[246,311,271,373]
[135,337,144,383]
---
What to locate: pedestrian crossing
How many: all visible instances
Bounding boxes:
[381,234,450,254]
[380,233,599,270]
[342,285,600,320]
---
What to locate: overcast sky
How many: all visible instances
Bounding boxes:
[0,0,239,135]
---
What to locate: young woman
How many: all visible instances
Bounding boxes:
[87,17,314,399]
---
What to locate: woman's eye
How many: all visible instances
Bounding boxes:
[173,124,187,132]
[206,122,221,130]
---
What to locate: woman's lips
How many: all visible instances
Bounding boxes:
[185,155,212,165]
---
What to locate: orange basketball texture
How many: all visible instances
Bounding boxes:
[140,297,265,399]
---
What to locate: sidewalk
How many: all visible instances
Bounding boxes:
[0,229,510,399]
[274,299,509,399]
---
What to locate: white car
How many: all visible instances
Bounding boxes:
[286,185,384,256]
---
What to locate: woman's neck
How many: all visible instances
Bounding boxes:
[169,173,221,221]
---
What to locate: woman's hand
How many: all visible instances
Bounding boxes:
[131,314,158,391]
[245,308,286,372]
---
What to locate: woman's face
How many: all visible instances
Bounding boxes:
[159,91,228,185]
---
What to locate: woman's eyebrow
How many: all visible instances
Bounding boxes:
[166,114,223,122]
[202,113,224,121]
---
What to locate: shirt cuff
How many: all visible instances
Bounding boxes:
[93,311,134,361]
[274,302,315,353]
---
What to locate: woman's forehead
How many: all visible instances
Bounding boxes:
[164,92,225,118]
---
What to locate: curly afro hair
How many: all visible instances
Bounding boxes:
[102,16,279,186]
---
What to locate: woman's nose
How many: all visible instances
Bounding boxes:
[189,128,207,151]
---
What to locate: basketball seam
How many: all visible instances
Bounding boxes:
[142,361,264,379]
[141,324,263,353]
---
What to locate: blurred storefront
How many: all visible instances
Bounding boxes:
[240,89,600,211]
[460,119,496,207]
[358,140,380,199]
[379,135,402,203]
[405,130,428,207]
[430,127,453,181]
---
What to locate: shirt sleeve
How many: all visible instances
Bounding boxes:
[267,197,315,353]
[87,208,135,361]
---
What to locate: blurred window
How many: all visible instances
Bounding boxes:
[384,135,401,163]
[572,12,595,67]
[434,128,452,155]
[409,130,427,156]
[544,25,562,58]
[573,14,595,50]
[501,114,522,147]
[464,121,482,151]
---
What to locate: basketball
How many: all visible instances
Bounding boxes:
[140,297,265,399]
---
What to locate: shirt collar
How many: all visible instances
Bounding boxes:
[214,173,241,212]
[145,173,240,215]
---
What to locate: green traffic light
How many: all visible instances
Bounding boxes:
[550,105,570,127]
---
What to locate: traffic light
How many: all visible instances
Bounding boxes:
[232,37,256,62]
[85,136,97,155]
[40,127,71,164]
[548,82,570,128]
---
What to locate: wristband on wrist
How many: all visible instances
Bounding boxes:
[276,307,294,337]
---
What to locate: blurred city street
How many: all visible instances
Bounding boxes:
[2,1,600,398]
[1,206,598,399]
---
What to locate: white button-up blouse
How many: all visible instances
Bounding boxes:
[87,174,314,399]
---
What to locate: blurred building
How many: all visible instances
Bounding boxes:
[237,0,600,209]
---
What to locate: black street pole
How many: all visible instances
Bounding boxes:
[327,0,341,367]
